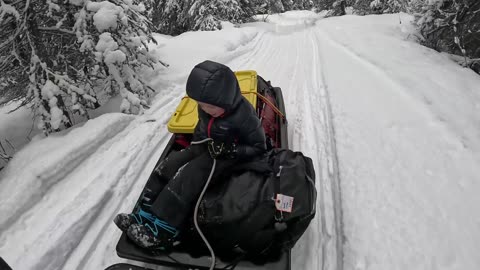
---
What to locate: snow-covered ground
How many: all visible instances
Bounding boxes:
[1,10,480,270]
[315,14,480,270]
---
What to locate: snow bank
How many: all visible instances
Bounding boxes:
[317,14,480,154]
[148,26,259,87]
[316,13,480,270]
[0,104,37,169]
[0,114,134,230]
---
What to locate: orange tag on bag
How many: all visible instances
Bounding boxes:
[275,194,294,213]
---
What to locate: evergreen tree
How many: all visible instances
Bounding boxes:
[154,0,188,35]
[268,0,285,13]
[0,0,158,134]
[350,0,382,14]
[187,0,222,31]
[252,0,269,14]
[141,0,157,21]
[238,0,256,20]
[415,0,480,69]
[292,0,314,10]
[281,0,294,10]
[314,0,335,12]
[216,0,252,24]
[315,0,347,15]
[153,0,254,34]
[367,0,407,14]
[384,0,408,13]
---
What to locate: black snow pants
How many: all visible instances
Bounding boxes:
[149,143,239,229]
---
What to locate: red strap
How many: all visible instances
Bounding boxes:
[207,117,214,138]
[241,91,285,120]
[175,135,190,148]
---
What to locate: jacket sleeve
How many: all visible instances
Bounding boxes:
[236,113,267,159]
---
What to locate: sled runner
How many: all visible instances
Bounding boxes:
[107,71,315,270]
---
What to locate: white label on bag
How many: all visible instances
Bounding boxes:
[275,194,294,213]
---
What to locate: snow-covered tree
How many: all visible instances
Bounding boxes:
[251,0,313,13]
[292,0,314,10]
[314,0,333,11]
[152,0,254,34]
[369,0,407,13]
[415,0,480,70]
[187,0,221,31]
[251,0,269,14]
[281,0,294,10]
[314,0,347,15]
[346,0,407,15]
[384,0,408,13]
[0,0,158,134]
[237,0,256,21]
[268,0,286,13]
[153,0,188,35]
[188,0,255,31]
[333,0,347,15]
[216,0,254,24]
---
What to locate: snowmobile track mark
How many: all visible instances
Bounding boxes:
[74,131,172,269]
[0,117,134,232]
[34,191,113,270]
[313,29,345,270]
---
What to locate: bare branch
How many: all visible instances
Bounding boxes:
[0,141,6,154]
[5,139,15,151]
[37,26,75,35]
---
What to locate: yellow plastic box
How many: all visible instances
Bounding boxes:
[167,70,258,134]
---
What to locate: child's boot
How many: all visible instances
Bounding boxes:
[126,217,178,250]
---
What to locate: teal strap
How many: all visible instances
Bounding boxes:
[136,208,178,237]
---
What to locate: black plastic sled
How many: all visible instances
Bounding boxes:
[0,257,12,270]
[109,73,290,270]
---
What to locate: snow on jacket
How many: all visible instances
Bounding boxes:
[186,60,267,159]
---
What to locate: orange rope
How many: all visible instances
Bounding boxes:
[241,91,286,120]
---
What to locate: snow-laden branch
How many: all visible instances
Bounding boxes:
[1,0,158,134]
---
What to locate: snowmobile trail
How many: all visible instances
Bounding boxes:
[0,116,134,231]
[0,89,181,269]
[1,15,347,270]
[61,92,181,270]
[314,15,480,270]
[228,25,344,270]
[66,131,172,270]
[312,29,344,270]
[315,28,480,154]
[4,11,480,270]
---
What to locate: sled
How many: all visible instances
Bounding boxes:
[108,70,289,270]
[0,257,12,270]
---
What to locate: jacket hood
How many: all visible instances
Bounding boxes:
[186,60,242,111]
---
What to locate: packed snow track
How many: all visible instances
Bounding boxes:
[4,10,480,270]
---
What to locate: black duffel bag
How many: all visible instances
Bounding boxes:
[195,148,317,260]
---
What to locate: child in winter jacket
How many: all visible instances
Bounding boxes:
[114,60,267,249]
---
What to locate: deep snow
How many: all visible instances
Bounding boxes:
[1,10,480,270]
